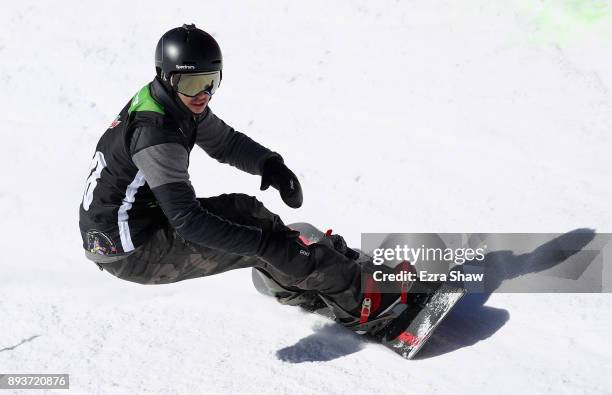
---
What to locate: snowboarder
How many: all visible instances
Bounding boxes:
[79,24,406,334]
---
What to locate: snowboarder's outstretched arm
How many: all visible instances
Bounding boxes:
[131,134,262,256]
[196,108,303,208]
[196,108,280,175]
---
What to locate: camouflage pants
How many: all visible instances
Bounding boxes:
[97,193,288,285]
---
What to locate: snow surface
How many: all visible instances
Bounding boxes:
[1,0,612,393]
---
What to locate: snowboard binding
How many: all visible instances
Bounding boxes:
[252,266,409,336]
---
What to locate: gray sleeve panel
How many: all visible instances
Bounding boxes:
[196,108,282,175]
[132,141,262,255]
[132,143,190,189]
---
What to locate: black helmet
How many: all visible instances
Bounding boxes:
[155,24,223,81]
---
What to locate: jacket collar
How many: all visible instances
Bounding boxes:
[149,77,193,122]
[149,77,211,125]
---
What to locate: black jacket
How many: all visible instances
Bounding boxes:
[79,77,280,256]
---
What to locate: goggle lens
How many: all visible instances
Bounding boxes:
[172,71,221,96]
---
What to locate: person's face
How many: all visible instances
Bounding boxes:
[177,91,211,114]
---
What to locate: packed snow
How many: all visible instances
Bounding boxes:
[1,0,611,393]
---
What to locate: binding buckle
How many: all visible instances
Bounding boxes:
[360,297,372,323]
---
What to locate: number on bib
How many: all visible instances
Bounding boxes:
[82,151,107,211]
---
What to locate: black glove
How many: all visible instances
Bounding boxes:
[260,157,303,208]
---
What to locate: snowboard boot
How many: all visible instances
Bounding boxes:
[321,260,418,336]
[251,268,326,312]
[295,228,361,261]
[253,229,361,312]
[319,229,361,260]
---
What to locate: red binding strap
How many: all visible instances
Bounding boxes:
[400,261,410,304]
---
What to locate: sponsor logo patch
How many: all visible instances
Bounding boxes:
[108,115,121,129]
[86,230,118,255]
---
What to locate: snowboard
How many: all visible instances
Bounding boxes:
[252,223,466,360]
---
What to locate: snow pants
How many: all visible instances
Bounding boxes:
[93,193,361,310]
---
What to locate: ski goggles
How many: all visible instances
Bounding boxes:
[170,71,221,97]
